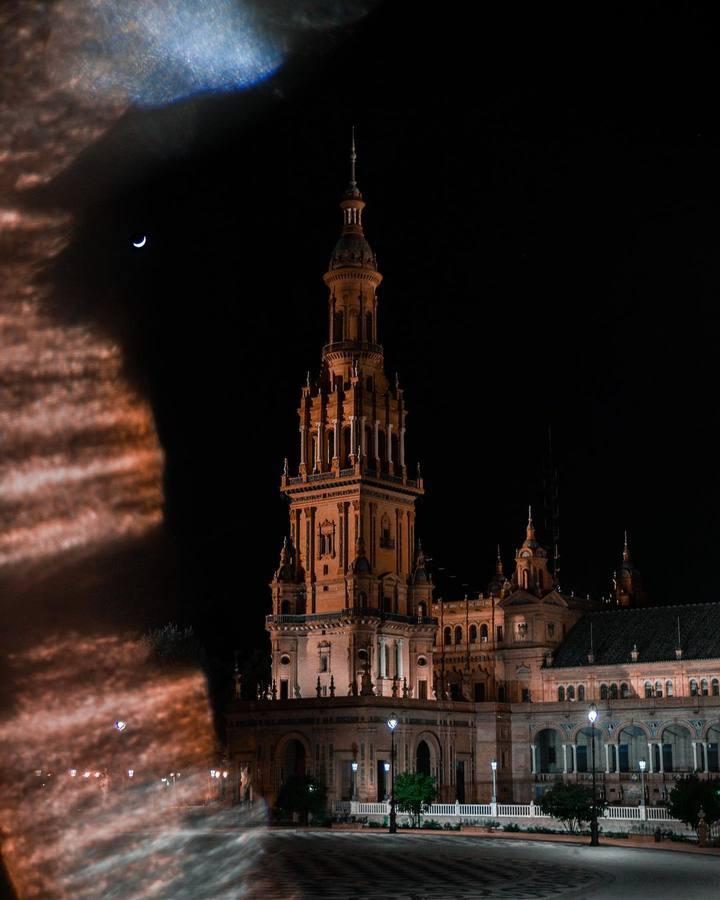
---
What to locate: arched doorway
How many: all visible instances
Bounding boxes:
[707,724,720,772]
[662,724,692,772]
[575,727,603,773]
[283,739,306,781]
[618,725,649,773]
[416,740,431,776]
[536,729,561,773]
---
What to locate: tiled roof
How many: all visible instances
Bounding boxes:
[552,602,720,667]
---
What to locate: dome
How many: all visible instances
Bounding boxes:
[329,232,377,270]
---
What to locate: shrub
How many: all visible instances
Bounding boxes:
[503,823,521,832]
[538,783,606,833]
[393,772,437,827]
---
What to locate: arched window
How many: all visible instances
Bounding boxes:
[417,602,426,618]
[454,625,463,645]
[567,685,575,701]
[600,684,608,700]
[578,684,586,701]
[690,679,699,696]
[610,683,619,700]
[536,729,561,774]
[469,624,478,643]
[327,429,335,463]
[712,678,720,697]
[380,514,393,549]
[480,624,489,642]
[333,310,344,342]
[416,740,431,776]
[644,681,653,698]
[701,679,709,696]
[365,311,373,343]
[280,599,291,615]
[666,680,674,697]
[342,426,351,467]
[558,686,565,701]
[391,433,399,472]
[621,682,630,698]
[655,681,663,698]
[364,425,373,460]
[444,626,452,645]
[357,591,367,606]
[378,429,387,468]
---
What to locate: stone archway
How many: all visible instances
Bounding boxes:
[416,739,431,775]
[535,728,562,774]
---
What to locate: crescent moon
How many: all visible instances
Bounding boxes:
[132,236,147,248]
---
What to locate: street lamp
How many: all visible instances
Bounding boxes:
[351,761,358,801]
[387,713,398,833]
[638,758,646,809]
[490,759,498,805]
[587,702,599,846]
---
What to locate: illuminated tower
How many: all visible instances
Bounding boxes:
[268,137,435,701]
[512,507,554,595]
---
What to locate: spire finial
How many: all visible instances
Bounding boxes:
[623,530,630,562]
[528,504,533,524]
[496,544,503,575]
[350,125,357,190]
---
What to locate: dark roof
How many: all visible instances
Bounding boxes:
[552,602,720,668]
[329,233,377,270]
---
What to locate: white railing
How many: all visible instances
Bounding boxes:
[647,807,673,820]
[604,806,640,820]
[344,800,682,826]
[499,803,531,817]
[458,804,493,816]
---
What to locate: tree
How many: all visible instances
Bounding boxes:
[538,783,605,833]
[393,772,437,827]
[275,774,327,824]
[666,775,720,838]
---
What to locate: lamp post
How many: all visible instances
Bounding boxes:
[587,702,599,846]
[387,713,398,833]
[638,758,646,815]
[490,758,498,815]
[351,761,358,802]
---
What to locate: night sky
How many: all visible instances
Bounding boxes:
[43,2,720,666]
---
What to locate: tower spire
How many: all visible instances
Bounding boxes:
[350,125,357,192]
[623,529,630,562]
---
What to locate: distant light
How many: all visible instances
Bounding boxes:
[69,769,77,777]
[351,762,358,772]
[223,771,228,778]
[34,769,42,776]
[491,759,498,771]
[383,762,390,773]
[114,720,127,731]
[83,771,91,778]
[94,771,101,778]
[638,759,646,772]
[128,769,134,778]
[587,702,598,724]
[387,714,398,731]
[170,772,175,777]
[210,769,216,777]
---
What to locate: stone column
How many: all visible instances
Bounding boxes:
[300,426,307,467]
[400,427,406,467]
[605,743,611,774]
[646,743,654,774]
[315,422,322,470]
[530,744,537,775]
[704,743,711,774]
[379,637,386,678]
[562,743,569,774]
[692,741,699,772]
[396,640,404,678]
[361,416,367,457]
[374,420,379,462]
[349,416,356,459]
[387,423,393,463]
[571,745,577,773]
[333,418,340,462]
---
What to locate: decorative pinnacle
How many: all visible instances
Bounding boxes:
[350,125,357,190]
[623,530,630,562]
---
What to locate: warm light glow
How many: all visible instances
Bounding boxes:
[587,702,598,724]
[69,769,77,777]
[128,769,134,778]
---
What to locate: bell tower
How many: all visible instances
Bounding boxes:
[267,135,436,701]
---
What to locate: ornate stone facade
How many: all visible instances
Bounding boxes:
[226,148,720,811]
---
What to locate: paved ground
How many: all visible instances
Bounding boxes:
[242,831,719,900]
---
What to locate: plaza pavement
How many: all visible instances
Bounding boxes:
[242,830,720,899]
